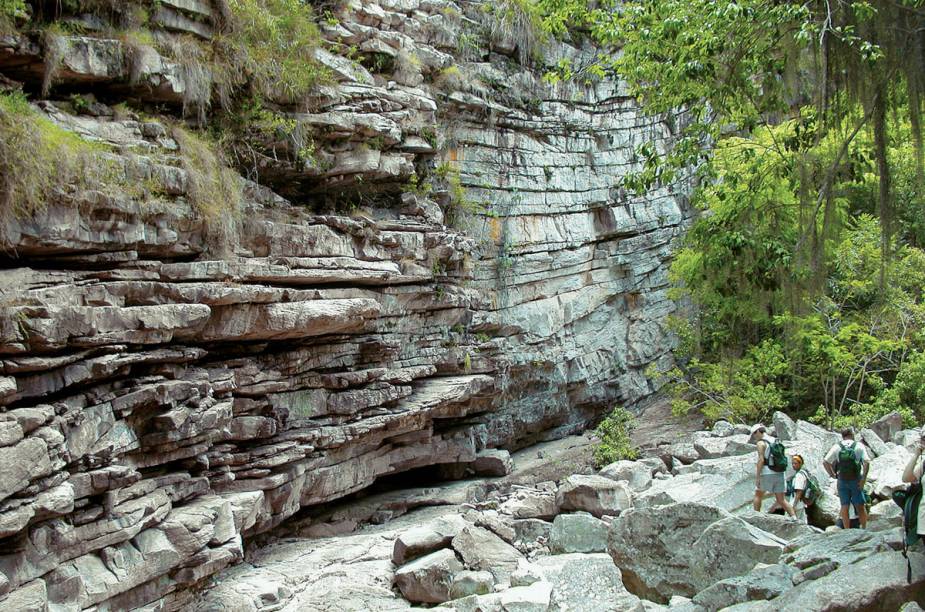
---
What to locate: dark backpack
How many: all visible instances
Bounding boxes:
[787,469,821,506]
[891,479,922,583]
[801,470,821,506]
[766,439,787,473]
[836,442,862,480]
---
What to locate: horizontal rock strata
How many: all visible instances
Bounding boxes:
[0,0,691,609]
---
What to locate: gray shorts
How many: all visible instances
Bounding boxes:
[759,472,786,493]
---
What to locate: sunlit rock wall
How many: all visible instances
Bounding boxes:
[0,0,691,608]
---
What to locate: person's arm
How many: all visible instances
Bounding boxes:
[755,441,766,486]
[793,489,804,505]
[823,445,837,478]
[903,441,923,483]
[860,446,870,486]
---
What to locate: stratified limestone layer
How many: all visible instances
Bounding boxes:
[0,0,691,609]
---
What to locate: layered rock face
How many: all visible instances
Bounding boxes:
[0,0,690,609]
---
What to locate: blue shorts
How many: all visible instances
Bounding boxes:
[837,478,864,506]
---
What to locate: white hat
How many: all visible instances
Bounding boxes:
[749,423,765,436]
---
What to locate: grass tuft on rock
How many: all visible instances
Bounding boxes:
[0,91,104,219]
[215,0,331,106]
[171,125,243,246]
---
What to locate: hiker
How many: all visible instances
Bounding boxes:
[823,427,871,529]
[786,454,813,522]
[901,425,925,549]
[750,424,795,517]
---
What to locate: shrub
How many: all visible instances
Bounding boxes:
[0,91,104,219]
[215,0,330,106]
[593,406,639,467]
[157,35,213,121]
[171,125,242,247]
[0,0,27,33]
[486,0,547,65]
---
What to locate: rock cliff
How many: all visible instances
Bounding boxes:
[0,0,690,609]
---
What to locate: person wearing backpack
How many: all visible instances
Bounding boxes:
[823,427,871,529]
[750,424,795,517]
[900,425,925,550]
[786,454,820,522]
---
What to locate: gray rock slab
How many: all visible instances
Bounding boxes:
[768,551,925,611]
[451,525,523,584]
[392,514,467,565]
[448,570,493,599]
[394,548,463,604]
[556,474,632,518]
[533,553,644,612]
[548,512,608,554]
[599,460,653,492]
[691,563,794,612]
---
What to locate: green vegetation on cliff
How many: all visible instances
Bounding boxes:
[215,0,330,106]
[0,91,104,218]
[535,0,925,429]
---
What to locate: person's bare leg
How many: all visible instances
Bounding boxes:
[839,504,850,528]
[856,503,868,529]
[774,492,796,517]
[753,489,764,512]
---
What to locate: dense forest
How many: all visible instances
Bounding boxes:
[536,0,925,430]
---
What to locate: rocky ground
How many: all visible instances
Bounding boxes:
[189,410,925,612]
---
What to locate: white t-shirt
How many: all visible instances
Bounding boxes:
[824,439,870,472]
[791,470,808,496]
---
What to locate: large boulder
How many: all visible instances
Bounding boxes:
[895,429,922,449]
[866,445,913,498]
[859,428,888,457]
[639,457,670,476]
[440,582,553,611]
[868,499,902,532]
[472,449,513,477]
[394,548,463,604]
[667,442,700,465]
[772,412,797,441]
[781,528,892,581]
[870,412,904,443]
[634,455,756,514]
[693,434,755,460]
[782,420,840,472]
[690,516,787,588]
[532,553,644,612]
[599,460,653,492]
[609,503,787,604]
[548,513,608,554]
[498,582,553,611]
[754,551,925,611]
[711,420,736,437]
[448,571,493,599]
[512,519,553,550]
[499,489,558,520]
[392,514,467,565]
[692,563,795,612]
[451,526,523,584]
[738,511,816,542]
[556,475,632,518]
